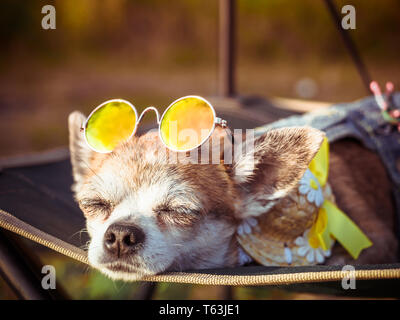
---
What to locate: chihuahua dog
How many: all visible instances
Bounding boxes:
[69,110,398,281]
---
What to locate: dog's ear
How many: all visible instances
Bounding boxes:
[68,111,94,186]
[233,127,325,218]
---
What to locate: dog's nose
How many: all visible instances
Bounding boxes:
[103,223,145,257]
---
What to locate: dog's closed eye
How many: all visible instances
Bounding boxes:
[155,204,202,228]
[79,197,113,220]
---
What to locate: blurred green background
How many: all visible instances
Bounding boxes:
[0,0,399,299]
[1,0,399,157]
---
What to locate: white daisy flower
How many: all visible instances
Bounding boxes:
[238,247,253,265]
[295,230,332,264]
[237,217,258,235]
[298,169,324,207]
[284,245,293,265]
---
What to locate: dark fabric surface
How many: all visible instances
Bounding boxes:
[0,160,87,248]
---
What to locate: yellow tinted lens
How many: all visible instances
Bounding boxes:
[160,97,214,151]
[85,101,136,152]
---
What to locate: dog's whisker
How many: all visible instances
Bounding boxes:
[70,228,89,243]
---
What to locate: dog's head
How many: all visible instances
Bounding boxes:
[69,111,323,281]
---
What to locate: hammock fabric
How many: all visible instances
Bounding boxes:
[0,98,399,290]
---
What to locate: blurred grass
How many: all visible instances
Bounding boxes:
[0,61,396,156]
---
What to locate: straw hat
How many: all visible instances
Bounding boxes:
[237,181,335,266]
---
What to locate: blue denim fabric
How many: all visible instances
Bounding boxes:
[255,93,400,234]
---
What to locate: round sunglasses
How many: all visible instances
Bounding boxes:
[82,95,229,153]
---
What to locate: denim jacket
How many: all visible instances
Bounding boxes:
[254,93,400,235]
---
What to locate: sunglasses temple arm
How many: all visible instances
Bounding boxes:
[215,117,235,146]
[138,106,161,124]
[225,126,235,146]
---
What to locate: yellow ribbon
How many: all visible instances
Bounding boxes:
[321,200,372,259]
[308,137,373,259]
[309,137,329,187]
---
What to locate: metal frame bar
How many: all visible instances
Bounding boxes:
[217,0,373,97]
[323,0,372,93]
[219,0,236,97]
[0,231,52,300]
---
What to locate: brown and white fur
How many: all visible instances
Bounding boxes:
[68,111,398,281]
